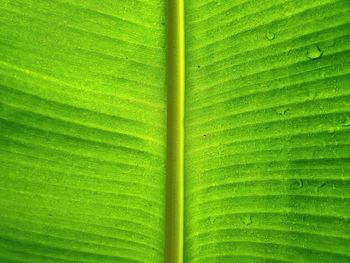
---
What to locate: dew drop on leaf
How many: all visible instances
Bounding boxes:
[315,181,327,192]
[266,31,275,40]
[342,118,350,127]
[209,216,216,224]
[276,107,289,116]
[242,216,252,225]
[297,179,303,188]
[327,128,335,134]
[307,45,323,60]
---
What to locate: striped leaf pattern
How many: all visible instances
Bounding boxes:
[185,0,350,262]
[1,0,350,262]
[0,0,166,262]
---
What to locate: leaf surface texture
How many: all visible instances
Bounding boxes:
[0,0,167,262]
[184,0,350,262]
[0,0,350,263]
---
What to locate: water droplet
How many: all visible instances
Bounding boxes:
[209,216,216,224]
[315,181,327,192]
[327,128,335,134]
[243,216,252,225]
[203,134,207,138]
[276,107,289,116]
[308,88,317,100]
[297,179,303,188]
[319,181,327,188]
[266,31,275,41]
[307,45,323,60]
[342,118,350,127]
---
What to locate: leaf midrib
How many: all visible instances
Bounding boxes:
[164,0,185,262]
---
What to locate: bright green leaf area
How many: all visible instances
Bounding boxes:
[185,0,350,262]
[0,0,167,262]
[0,0,350,263]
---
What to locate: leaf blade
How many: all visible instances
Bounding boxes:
[185,0,350,262]
[0,0,167,262]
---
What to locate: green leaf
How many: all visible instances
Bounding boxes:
[184,0,350,262]
[0,0,166,262]
[1,0,350,263]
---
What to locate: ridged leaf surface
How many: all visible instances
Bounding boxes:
[1,0,350,262]
[0,1,166,262]
[185,0,350,262]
